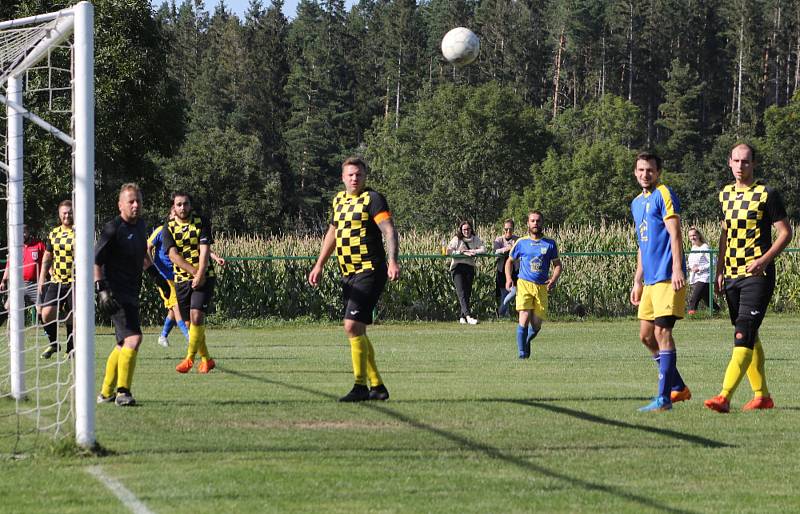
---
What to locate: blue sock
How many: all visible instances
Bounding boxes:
[161,316,176,337]
[670,363,686,391]
[516,325,528,357]
[655,352,686,391]
[657,351,675,402]
[177,320,189,339]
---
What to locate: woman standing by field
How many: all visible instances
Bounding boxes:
[446,221,485,324]
[687,226,719,314]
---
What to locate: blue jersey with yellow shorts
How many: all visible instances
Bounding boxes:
[148,225,177,309]
[631,184,686,320]
[510,236,559,319]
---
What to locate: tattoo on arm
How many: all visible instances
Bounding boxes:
[380,221,399,262]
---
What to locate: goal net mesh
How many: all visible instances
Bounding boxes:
[0,12,80,456]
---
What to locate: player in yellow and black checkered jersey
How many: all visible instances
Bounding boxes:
[309,157,400,402]
[37,199,75,359]
[161,192,217,375]
[704,143,793,414]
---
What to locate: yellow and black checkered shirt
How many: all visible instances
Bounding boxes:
[719,182,786,279]
[46,225,74,283]
[331,189,390,277]
[163,215,215,283]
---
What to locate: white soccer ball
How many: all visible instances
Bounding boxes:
[441,27,480,66]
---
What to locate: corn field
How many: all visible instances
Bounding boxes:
[134,221,800,324]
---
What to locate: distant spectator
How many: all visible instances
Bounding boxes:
[1,224,46,322]
[493,219,519,316]
[446,221,485,324]
[686,226,719,314]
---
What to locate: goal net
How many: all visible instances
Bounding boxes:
[0,2,95,453]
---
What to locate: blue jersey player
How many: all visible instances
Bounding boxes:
[505,211,562,359]
[147,209,189,348]
[629,152,691,412]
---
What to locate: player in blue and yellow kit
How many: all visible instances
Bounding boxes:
[704,144,792,413]
[505,211,561,359]
[629,152,691,412]
[147,208,189,348]
[308,157,400,402]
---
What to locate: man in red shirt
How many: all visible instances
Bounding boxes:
[1,225,46,319]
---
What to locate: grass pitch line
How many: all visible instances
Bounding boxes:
[85,466,155,514]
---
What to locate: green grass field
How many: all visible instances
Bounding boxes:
[2,317,800,513]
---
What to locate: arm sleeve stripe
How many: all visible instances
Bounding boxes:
[658,185,679,220]
[373,211,391,224]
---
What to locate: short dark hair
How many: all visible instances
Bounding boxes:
[731,143,756,162]
[503,218,514,227]
[342,156,367,174]
[171,191,192,205]
[57,199,72,209]
[635,152,662,170]
[528,210,543,221]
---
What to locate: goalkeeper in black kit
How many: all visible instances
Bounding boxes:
[95,183,170,407]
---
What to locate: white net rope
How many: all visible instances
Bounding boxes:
[0,15,75,455]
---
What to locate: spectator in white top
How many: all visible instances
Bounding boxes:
[687,226,719,314]
[446,220,485,324]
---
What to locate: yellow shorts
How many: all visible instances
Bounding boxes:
[638,281,686,320]
[515,278,548,320]
[159,280,178,309]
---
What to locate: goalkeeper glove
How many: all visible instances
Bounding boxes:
[146,266,171,298]
[95,279,121,317]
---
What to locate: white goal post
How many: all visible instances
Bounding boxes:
[0,2,95,449]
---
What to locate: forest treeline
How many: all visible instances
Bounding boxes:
[3,0,800,238]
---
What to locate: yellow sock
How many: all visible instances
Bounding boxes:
[117,347,138,391]
[364,336,383,387]
[101,346,120,397]
[721,346,753,399]
[187,324,201,361]
[348,336,368,386]
[196,326,210,362]
[746,338,769,398]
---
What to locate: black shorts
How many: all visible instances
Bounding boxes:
[342,267,387,325]
[175,276,215,320]
[40,282,73,311]
[110,302,142,342]
[724,270,776,328]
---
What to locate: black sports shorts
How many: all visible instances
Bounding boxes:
[110,302,142,342]
[40,282,73,311]
[175,276,215,320]
[342,266,387,325]
[724,267,776,328]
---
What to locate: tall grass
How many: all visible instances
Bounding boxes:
[134,222,800,324]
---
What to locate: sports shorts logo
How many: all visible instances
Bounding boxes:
[349,310,359,316]
[750,310,760,316]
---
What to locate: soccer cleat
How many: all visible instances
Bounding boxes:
[638,396,672,412]
[96,393,116,404]
[369,384,390,401]
[197,359,216,374]
[115,391,136,407]
[175,358,194,374]
[459,317,467,324]
[466,316,479,325]
[40,344,58,359]
[742,396,774,411]
[338,384,370,402]
[158,335,169,348]
[704,395,730,413]
[670,387,692,403]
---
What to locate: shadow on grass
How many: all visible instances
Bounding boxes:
[221,366,697,514]
[505,399,732,449]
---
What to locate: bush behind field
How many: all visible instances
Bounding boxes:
[133,222,800,325]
